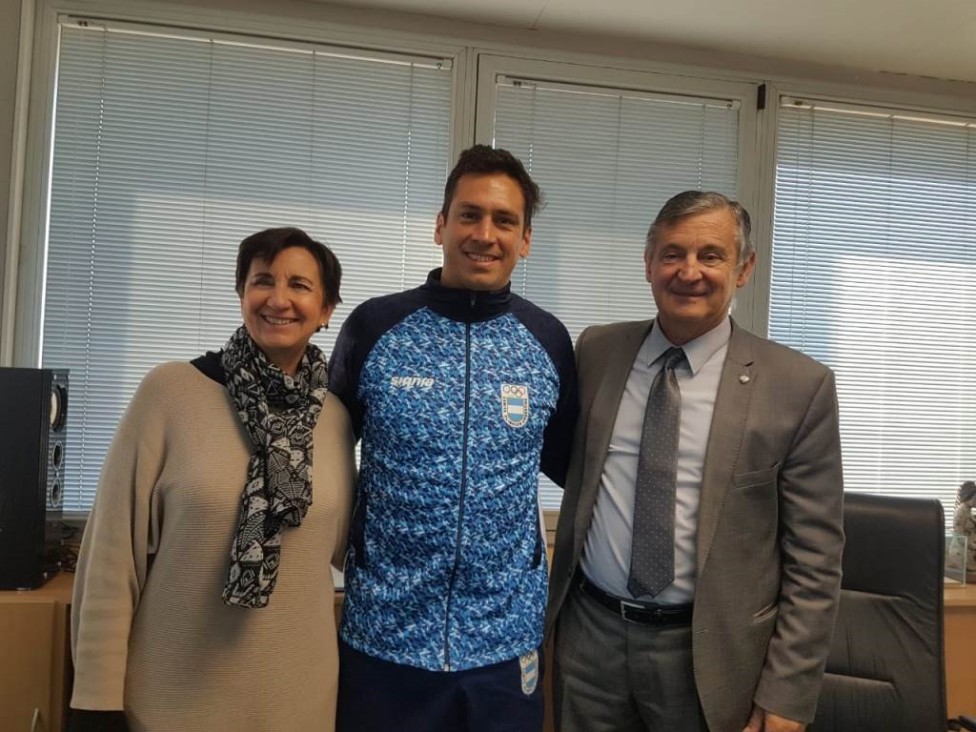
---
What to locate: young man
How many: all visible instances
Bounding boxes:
[329,145,578,732]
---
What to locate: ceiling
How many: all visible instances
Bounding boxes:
[324,0,976,86]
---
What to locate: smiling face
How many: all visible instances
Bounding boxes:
[645,207,756,345]
[239,246,334,375]
[435,173,532,291]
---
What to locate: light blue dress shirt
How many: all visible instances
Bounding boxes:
[580,317,731,604]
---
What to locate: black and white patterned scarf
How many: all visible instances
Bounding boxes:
[220,325,329,609]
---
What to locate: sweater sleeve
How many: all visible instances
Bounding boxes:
[70,367,170,710]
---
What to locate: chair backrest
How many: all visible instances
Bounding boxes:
[810,492,946,732]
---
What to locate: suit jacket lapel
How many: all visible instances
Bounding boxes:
[697,321,756,572]
[573,320,653,551]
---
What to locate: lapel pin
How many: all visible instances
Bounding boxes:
[739,374,750,384]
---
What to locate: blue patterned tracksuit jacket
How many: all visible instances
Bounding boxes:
[329,269,578,672]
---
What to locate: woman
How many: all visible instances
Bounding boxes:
[69,227,354,732]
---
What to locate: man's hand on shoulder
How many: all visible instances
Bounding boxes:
[743,704,806,732]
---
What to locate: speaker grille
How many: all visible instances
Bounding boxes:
[45,372,69,512]
[0,367,69,589]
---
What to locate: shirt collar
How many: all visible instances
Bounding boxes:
[642,316,732,376]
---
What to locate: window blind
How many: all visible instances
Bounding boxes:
[491,76,741,508]
[770,97,976,529]
[43,20,452,511]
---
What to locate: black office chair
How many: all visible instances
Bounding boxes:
[808,492,971,732]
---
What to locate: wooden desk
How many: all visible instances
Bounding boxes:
[945,582,976,718]
[0,572,74,732]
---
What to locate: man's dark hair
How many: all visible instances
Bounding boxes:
[235,227,342,308]
[440,144,543,229]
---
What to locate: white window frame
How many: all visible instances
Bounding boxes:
[763,83,976,526]
[475,53,763,334]
[751,79,976,337]
[3,0,976,519]
[475,55,760,509]
[7,0,474,368]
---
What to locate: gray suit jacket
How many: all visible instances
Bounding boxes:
[546,319,844,732]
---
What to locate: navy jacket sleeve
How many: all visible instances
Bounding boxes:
[511,297,579,488]
[328,308,365,439]
[539,334,578,487]
[328,290,426,441]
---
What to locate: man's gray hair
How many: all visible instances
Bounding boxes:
[644,191,753,265]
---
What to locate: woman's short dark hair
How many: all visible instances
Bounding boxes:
[440,144,542,229]
[235,227,342,308]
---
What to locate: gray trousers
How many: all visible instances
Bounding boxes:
[552,584,708,732]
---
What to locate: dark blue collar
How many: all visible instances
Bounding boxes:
[421,268,512,323]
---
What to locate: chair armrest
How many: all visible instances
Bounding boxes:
[949,715,976,731]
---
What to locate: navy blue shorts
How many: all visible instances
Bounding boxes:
[336,640,545,732]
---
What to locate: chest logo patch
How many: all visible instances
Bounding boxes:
[501,384,529,428]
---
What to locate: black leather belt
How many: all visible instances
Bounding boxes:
[577,571,693,626]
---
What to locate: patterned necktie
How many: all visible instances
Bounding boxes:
[628,346,686,598]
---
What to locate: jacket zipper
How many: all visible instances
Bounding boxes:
[442,300,474,670]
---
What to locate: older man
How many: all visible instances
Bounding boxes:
[547,191,844,732]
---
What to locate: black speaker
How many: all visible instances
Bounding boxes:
[0,367,68,589]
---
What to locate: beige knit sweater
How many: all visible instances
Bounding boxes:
[71,362,354,731]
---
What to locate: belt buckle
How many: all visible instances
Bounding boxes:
[619,599,648,624]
